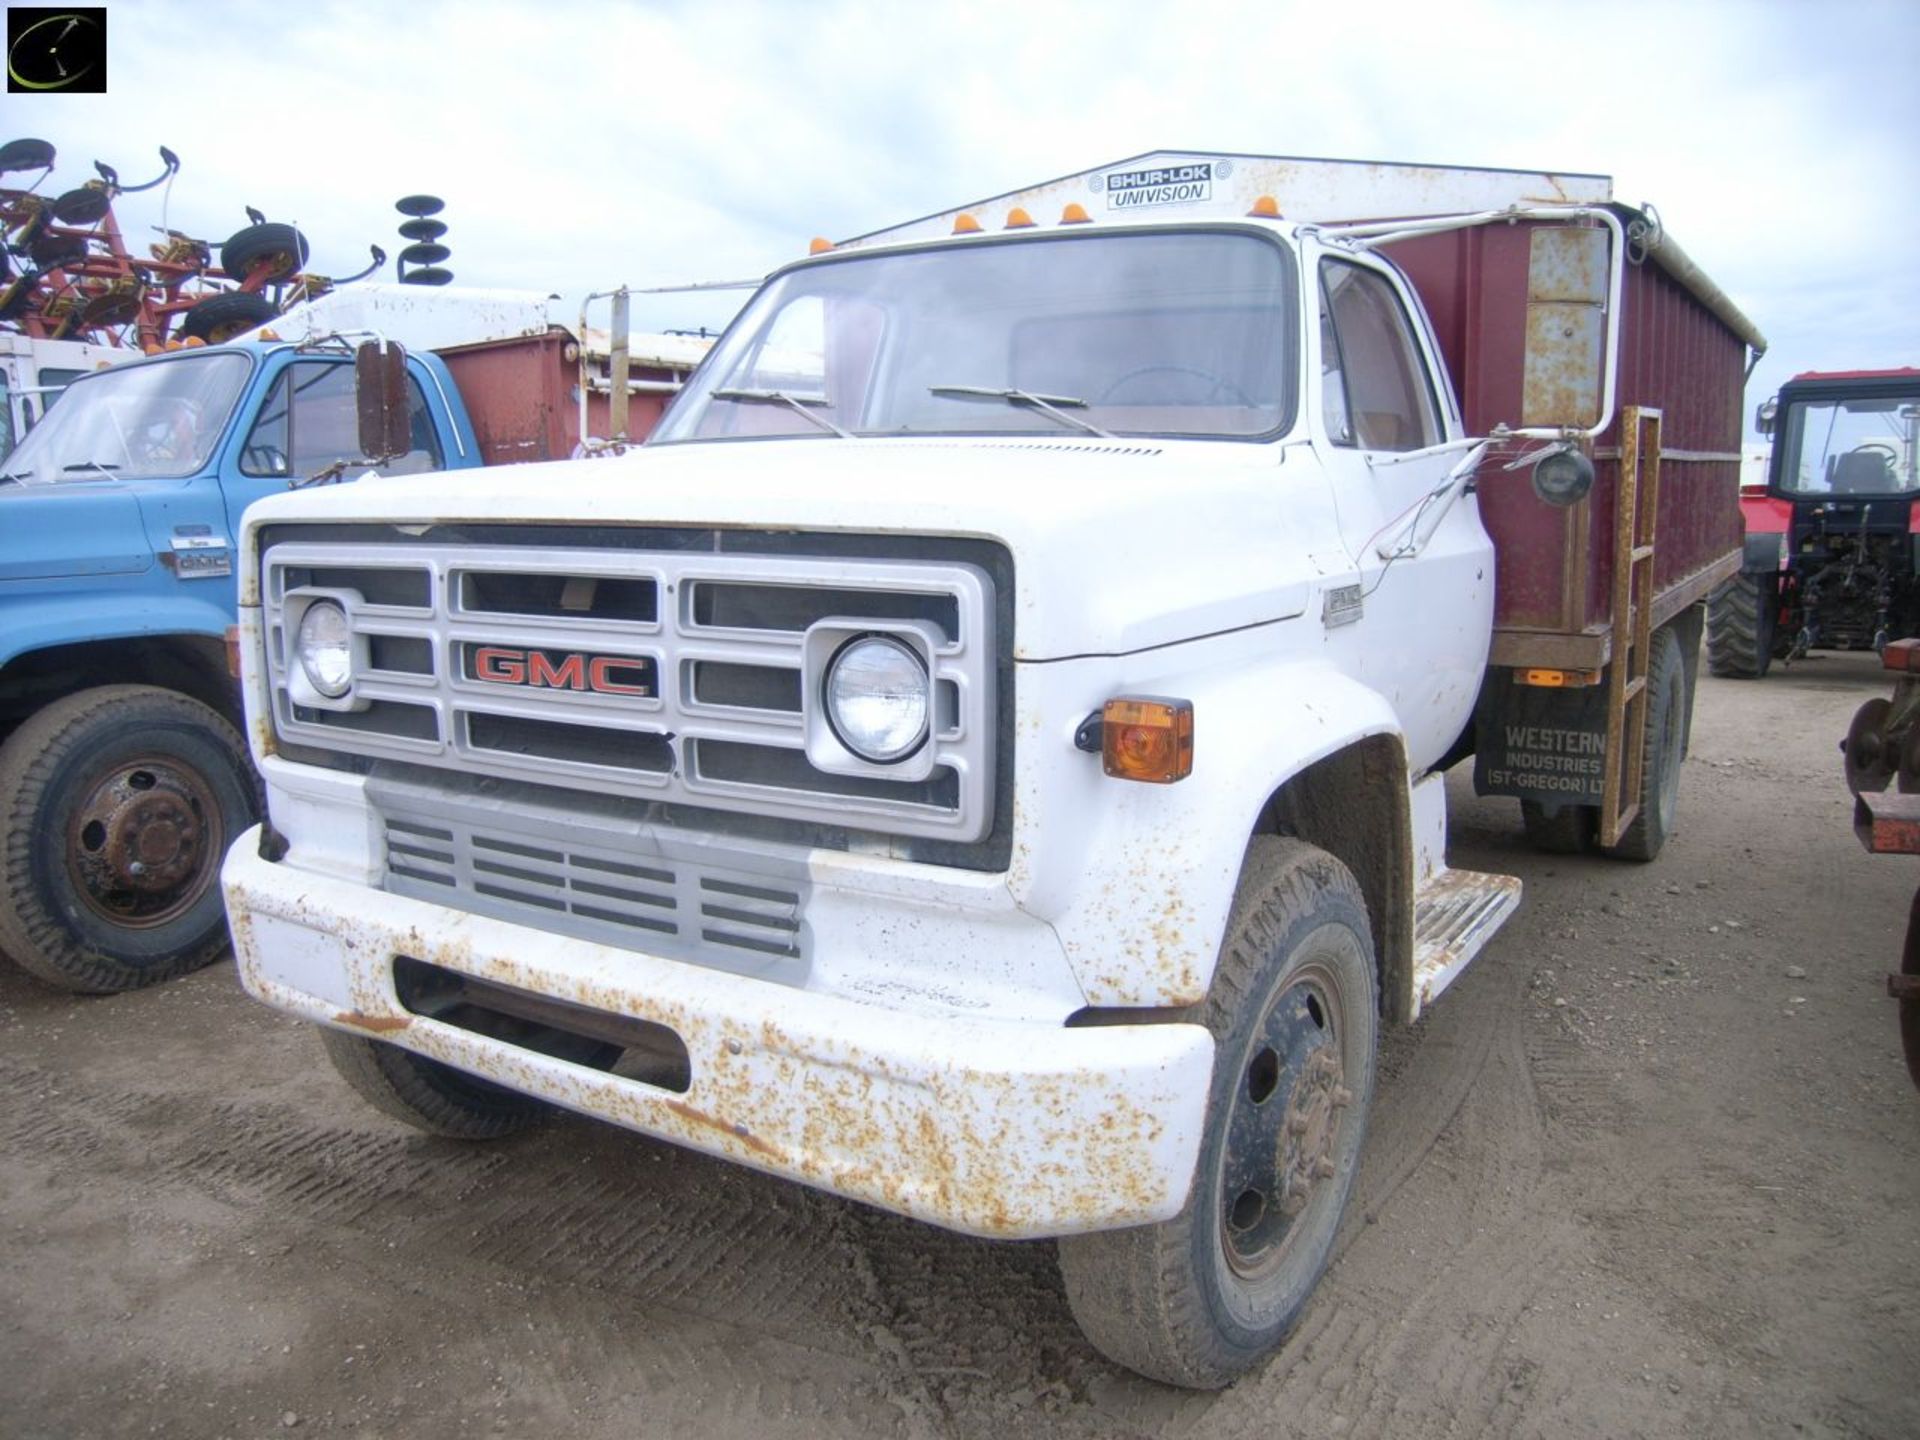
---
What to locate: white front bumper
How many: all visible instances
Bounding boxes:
[222,830,1212,1240]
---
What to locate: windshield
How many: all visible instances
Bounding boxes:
[1776,389,1920,497]
[0,352,251,485]
[651,229,1298,445]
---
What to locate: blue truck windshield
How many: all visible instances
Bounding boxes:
[652,230,1298,444]
[0,351,252,485]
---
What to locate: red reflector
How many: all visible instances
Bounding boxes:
[1884,638,1920,673]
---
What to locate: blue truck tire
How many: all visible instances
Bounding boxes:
[0,685,256,993]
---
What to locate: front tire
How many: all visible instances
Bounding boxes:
[0,686,256,993]
[1057,838,1378,1388]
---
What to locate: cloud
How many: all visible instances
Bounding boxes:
[10,0,1915,403]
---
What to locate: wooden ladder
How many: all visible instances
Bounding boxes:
[1600,407,1662,846]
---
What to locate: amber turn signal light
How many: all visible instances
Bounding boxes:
[1102,698,1194,783]
[952,212,983,234]
[1517,668,1601,688]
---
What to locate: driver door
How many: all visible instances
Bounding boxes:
[1310,248,1493,773]
[218,357,445,535]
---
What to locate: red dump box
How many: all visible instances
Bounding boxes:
[1391,221,1755,671]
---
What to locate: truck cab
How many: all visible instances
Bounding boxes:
[0,336,480,993]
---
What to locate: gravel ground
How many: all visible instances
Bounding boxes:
[2,649,1915,1440]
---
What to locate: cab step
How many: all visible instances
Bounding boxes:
[1409,868,1523,1019]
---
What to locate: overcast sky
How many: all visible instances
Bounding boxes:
[14,0,1917,434]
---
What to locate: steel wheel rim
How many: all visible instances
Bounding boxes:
[1217,940,1360,1282]
[63,754,224,929]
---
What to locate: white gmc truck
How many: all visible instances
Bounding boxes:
[219,153,1762,1386]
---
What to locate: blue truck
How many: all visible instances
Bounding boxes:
[0,287,707,991]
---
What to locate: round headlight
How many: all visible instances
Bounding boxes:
[296,600,354,699]
[825,635,930,763]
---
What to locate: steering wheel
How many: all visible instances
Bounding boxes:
[1850,442,1899,461]
[1098,365,1254,407]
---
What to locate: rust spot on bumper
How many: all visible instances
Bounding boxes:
[665,1099,778,1159]
[336,1011,410,1034]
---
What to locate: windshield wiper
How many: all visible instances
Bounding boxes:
[62,460,122,480]
[710,387,851,439]
[928,385,1113,439]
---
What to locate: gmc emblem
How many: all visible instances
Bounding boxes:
[468,646,655,697]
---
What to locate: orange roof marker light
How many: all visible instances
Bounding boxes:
[952,212,983,235]
[1060,202,1092,225]
[1101,697,1195,784]
[1247,195,1282,219]
[1004,207,1035,229]
[809,236,834,255]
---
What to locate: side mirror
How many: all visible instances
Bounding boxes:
[1521,227,1609,430]
[1755,396,1777,437]
[355,339,410,461]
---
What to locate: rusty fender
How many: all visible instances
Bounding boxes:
[1011,644,1407,1009]
[222,834,1212,1241]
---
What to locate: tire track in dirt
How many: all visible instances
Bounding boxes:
[0,1048,920,1435]
[1187,909,1595,1440]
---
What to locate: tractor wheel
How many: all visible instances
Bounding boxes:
[1600,626,1686,862]
[0,686,256,993]
[179,290,278,343]
[1057,837,1376,1388]
[1706,573,1774,679]
[219,222,309,283]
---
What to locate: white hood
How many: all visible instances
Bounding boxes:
[243,437,1325,659]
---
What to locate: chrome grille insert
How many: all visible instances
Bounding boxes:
[261,542,995,843]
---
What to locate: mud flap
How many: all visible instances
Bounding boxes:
[1472,670,1608,807]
